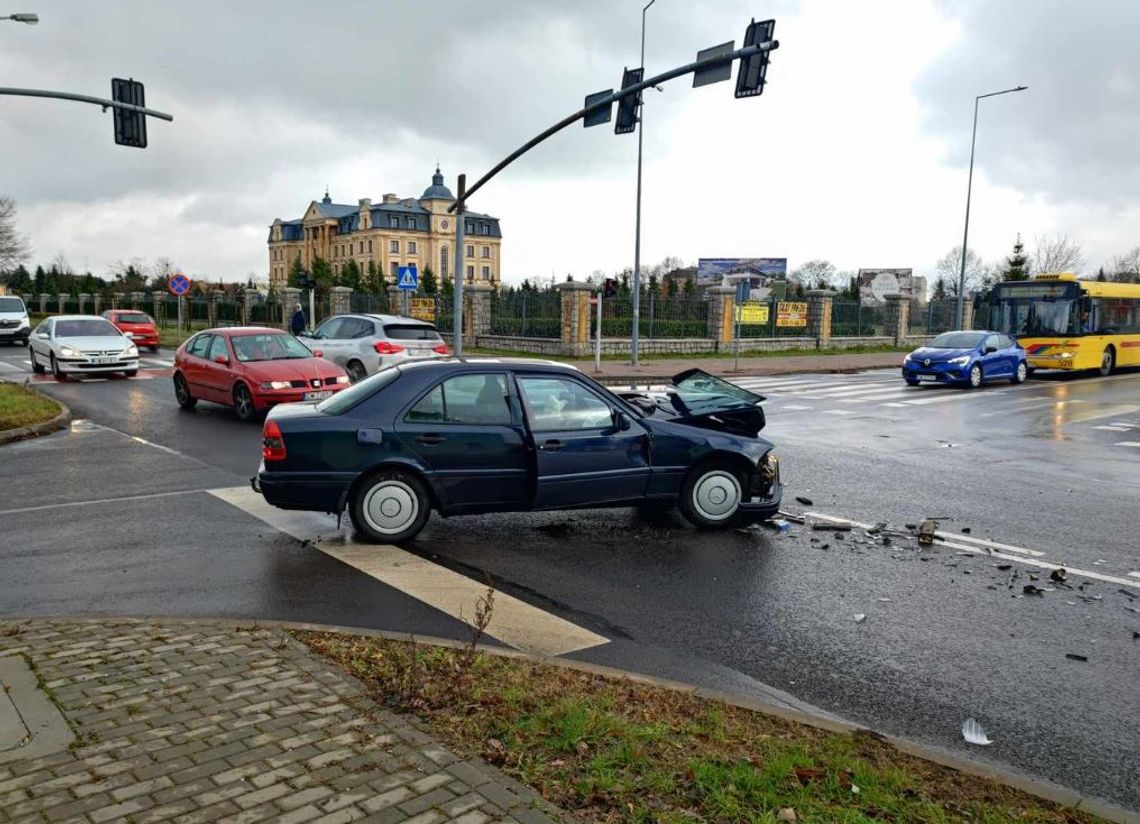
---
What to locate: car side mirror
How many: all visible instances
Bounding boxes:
[984,345,998,354]
[613,410,632,431]
[37,332,49,339]
[313,349,323,359]
[214,354,229,365]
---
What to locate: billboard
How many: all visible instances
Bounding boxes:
[698,257,787,300]
[857,268,914,306]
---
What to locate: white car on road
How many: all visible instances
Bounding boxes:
[29,315,140,379]
[299,313,448,383]
[0,295,31,346]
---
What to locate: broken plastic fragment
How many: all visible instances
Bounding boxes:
[961,718,993,746]
[1065,653,1088,662]
[917,519,937,546]
[853,613,867,623]
[1050,567,1067,583]
[1023,584,1046,596]
[795,496,813,506]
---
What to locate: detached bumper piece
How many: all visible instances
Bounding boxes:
[740,453,782,521]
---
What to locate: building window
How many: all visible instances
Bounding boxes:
[390,240,399,254]
[440,245,449,278]
[406,217,415,229]
[465,222,474,234]
[481,266,490,281]
[466,244,474,258]
[368,240,373,253]
[359,240,364,254]
[482,246,490,258]
[408,240,417,254]
[466,265,474,280]
[389,216,398,228]
[390,262,399,279]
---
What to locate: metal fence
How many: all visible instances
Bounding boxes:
[737,298,811,338]
[598,294,707,339]
[909,299,958,336]
[831,301,889,337]
[490,291,562,338]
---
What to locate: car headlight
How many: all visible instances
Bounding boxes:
[58,345,80,358]
[18,319,29,329]
[260,381,293,390]
[760,451,780,483]
[124,344,138,357]
[948,355,971,366]
[335,375,350,384]
[903,354,913,364]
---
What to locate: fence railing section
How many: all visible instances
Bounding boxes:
[595,294,707,339]
[909,299,958,336]
[831,301,889,337]
[490,291,562,338]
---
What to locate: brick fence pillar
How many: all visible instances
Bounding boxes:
[329,286,352,317]
[78,293,91,315]
[558,281,594,357]
[209,290,224,328]
[706,286,735,345]
[38,294,48,314]
[885,294,910,345]
[152,292,165,327]
[57,293,68,314]
[386,286,404,317]
[961,298,975,331]
[111,292,124,310]
[242,289,259,325]
[466,283,493,337]
[806,290,836,348]
[93,294,103,316]
[282,288,302,331]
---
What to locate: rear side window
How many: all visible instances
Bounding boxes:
[406,374,512,425]
[187,334,212,358]
[383,324,440,341]
[316,367,400,415]
[343,318,375,338]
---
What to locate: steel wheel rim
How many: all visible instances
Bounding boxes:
[970,366,981,387]
[1016,363,1027,382]
[1102,351,1113,372]
[236,387,252,417]
[362,480,419,535]
[347,362,366,383]
[692,470,741,522]
[175,377,188,403]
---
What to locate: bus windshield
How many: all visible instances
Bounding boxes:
[990,282,1080,337]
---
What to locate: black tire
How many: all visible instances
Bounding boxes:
[349,469,432,543]
[1011,362,1028,385]
[124,369,138,378]
[966,363,983,389]
[1098,346,1115,377]
[345,360,367,383]
[233,382,256,422]
[50,354,66,381]
[149,345,160,353]
[1026,366,1036,377]
[678,462,746,530]
[173,374,197,409]
[905,379,920,387]
[30,350,45,374]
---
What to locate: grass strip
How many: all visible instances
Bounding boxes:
[0,381,60,431]
[296,632,1100,824]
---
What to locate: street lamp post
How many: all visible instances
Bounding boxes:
[0,13,38,23]
[956,84,1027,328]
[630,0,656,367]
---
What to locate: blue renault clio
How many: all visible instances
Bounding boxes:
[902,330,1028,388]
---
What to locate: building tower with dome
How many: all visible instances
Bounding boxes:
[266,167,502,290]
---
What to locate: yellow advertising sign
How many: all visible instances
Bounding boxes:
[776,301,808,327]
[408,297,436,322]
[735,302,769,324]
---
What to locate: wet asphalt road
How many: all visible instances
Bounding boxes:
[1,347,1138,809]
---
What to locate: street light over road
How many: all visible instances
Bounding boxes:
[0,12,38,23]
[956,84,1028,328]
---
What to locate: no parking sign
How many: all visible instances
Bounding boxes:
[168,272,192,296]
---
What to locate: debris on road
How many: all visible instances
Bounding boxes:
[917,519,937,546]
[853,613,867,624]
[961,527,972,534]
[1065,653,1088,662]
[811,522,852,532]
[1023,584,1048,596]
[994,563,1012,571]
[961,718,993,746]
[778,511,807,524]
[1050,567,1068,583]
[794,496,813,506]
[1132,631,1139,640]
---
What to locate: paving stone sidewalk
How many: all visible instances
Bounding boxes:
[0,620,565,824]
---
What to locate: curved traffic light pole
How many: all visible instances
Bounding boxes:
[445,38,778,357]
[0,87,173,121]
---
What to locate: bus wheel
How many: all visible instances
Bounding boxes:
[1098,346,1115,377]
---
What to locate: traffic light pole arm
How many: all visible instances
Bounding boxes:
[446,39,777,213]
[0,87,174,121]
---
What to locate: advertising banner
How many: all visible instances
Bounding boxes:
[776,301,808,327]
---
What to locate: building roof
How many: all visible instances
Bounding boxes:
[421,166,455,200]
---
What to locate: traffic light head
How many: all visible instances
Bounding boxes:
[614,68,644,135]
[736,19,776,98]
[111,78,148,148]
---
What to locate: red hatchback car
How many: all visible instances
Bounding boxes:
[103,310,160,351]
[173,327,349,421]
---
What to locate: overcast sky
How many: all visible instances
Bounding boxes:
[2,0,1138,286]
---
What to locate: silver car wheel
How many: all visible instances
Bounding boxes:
[690,470,742,522]
[361,480,420,536]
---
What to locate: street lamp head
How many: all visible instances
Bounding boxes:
[9,12,39,23]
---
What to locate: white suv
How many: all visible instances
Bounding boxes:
[300,314,448,382]
[0,295,30,346]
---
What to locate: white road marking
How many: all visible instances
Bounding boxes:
[1128,572,1140,579]
[1116,441,1140,448]
[208,486,609,657]
[882,402,907,408]
[0,361,21,372]
[142,358,174,367]
[899,389,1010,406]
[779,404,813,411]
[823,409,854,416]
[1093,425,1132,431]
[0,489,204,517]
[127,376,154,381]
[934,532,1045,558]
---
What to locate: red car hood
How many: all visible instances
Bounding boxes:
[241,358,343,383]
[117,322,157,334]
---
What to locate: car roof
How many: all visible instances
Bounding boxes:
[398,357,580,375]
[329,313,435,327]
[200,326,286,337]
[49,315,117,323]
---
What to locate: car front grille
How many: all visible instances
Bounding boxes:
[0,320,19,329]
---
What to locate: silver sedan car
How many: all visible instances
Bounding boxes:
[29,315,140,380]
[299,314,448,382]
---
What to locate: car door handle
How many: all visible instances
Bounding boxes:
[539,439,564,452]
[414,434,446,446]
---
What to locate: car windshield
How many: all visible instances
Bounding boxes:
[669,369,763,415]
[0,297,25,313]
[231,333,313,362]
[54,319,120,337]
[927,332,985,349]
[316,367,400,414]
[116,313,152,324]
[383,324,441,341]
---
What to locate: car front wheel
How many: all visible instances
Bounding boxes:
[967,364,983,389]
[50,354,66,381]
[678,463,744,529]
[30,350,45,374]
[1012,362,1028,384]
[350,470,432,543]
[233,383,256,421]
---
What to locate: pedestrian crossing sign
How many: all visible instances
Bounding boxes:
[397,266,418,290]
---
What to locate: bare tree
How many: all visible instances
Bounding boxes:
[1108,247,1140,283]
[790,259,838,290]
[0,196,32,271]
[1031,233,1084,275]
[151,256,176,281]
[935,246,985,295]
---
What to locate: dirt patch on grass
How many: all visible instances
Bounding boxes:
[0,381,61,431]
[296,631,1101,824]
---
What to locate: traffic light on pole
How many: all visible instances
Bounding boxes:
[111,77,148,148]
[736,19,775,98]
[603,278,618,298]
[614,67,643,135]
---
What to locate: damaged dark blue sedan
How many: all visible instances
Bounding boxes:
[255,359,782,543]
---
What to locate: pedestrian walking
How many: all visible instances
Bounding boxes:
[290,302,306,335]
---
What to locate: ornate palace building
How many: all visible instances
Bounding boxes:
[267,167,502,289]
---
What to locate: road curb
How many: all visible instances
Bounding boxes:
[3,614,1136,823]
[0,381,71,446]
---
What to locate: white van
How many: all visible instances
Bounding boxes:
[0,295,31,345]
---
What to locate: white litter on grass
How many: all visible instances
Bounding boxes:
[853,613,867,624]
[961,718,993,746]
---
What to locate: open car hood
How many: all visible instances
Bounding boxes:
[615,368,766,437]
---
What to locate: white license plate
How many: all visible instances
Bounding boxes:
[92,357,117,365]
[917,374,938,382]
[304,390,332,401]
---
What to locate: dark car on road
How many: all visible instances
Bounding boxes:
[255,360,782,543]
[902,330,1028,388]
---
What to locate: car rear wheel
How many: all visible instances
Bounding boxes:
[174,374,197,409]
[1011,362,1028,384]
[123,370,138,378]
[233,383,256,422]
[678,463,744,529]
[50,354,66,381]
[346,359,367,383]
[350,470,431,543]
[1098,346,1115,377]
[149,345,159,353]
[30,350,44,374]
[967,364,983,389]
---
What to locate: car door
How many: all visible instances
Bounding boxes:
[334,317,372,368]
[307,317,347,366]
[200,335,235,401]
[981,334,1008,377]
[1002,335,1022,373]
[395,372,530,510]
[181,334,214,398]
[516,374,650,509]
[30,319,52,361]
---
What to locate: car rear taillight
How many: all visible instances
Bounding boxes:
[374,341,406,355]
[432,343,450,355]
[262,419,287,462]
